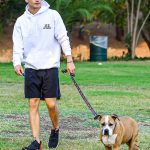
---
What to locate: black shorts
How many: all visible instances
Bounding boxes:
[24,68,59,99]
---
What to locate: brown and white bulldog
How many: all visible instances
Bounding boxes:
[95,114,139,150]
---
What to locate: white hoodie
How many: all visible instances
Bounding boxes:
[13,0,71,69]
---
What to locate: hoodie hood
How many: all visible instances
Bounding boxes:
[25,0,50,16]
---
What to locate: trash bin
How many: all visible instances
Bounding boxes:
[90,36,108,61]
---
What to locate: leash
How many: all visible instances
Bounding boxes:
[62,69,98,119]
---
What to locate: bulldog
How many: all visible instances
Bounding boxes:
[94,114,139,150]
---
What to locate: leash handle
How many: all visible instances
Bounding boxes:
[62,69,98,118]
[61,69,75,77]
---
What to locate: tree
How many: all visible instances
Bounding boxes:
[141,23,150,49]
[140,0,150,49]
[126,0,150,59]
[0,0,25,33]
[49,0,113,33]
[111,0,126,41]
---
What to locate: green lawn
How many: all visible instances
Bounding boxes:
[0,61,150,150]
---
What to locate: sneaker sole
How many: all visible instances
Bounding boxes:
[40,143,42,150]
[47,143,59,149]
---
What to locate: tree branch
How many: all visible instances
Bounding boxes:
[131,0,134,35]
[135,10,150,47]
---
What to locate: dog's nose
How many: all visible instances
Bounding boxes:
[104,129,109,135]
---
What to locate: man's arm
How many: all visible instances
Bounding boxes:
[12,19,24,75]
[54,11,75,74]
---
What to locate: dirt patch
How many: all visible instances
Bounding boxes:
[1,114,98,139]
[2,114,150,140]
[0,49,12,62]
[0,26,13,62]
[41,115,99,139]
[139,122,150,127]
[5,114,28,121]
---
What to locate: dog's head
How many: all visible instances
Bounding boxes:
[94,114,119,136]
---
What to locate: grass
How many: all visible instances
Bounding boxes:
[0,61,150,150]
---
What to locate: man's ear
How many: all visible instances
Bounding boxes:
[111,114,120,121]
[94,114,102,121]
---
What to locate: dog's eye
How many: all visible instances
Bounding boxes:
[109,123,113,126]
[101,123,105,126]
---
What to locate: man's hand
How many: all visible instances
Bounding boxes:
[14,65,24,76]
[66,55,75,74]
[67,62,75,74]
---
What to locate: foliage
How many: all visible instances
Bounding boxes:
[100,0,126,27]
[0,0,25,32]
[139,0,150,49]
[0,0,113,33]
[126,0,150,59]
[49,0,113,32]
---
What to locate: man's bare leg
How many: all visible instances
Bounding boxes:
[29,98,40,143]
[45,98,59,129]
[45,98,59,148]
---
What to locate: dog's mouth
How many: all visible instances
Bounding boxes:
[102,134,118,145]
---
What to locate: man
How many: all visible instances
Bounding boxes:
[12,0,75,149]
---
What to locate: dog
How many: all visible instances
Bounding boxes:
[94,114,139,150]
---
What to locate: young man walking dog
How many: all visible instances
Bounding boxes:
[12,0,75,149]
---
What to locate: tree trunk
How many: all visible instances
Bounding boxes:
[78,24,85,40]
[130,0,134,34]
[131,0,141,59]
[135,10,150,47]
[126,1,130,34]
[115,14,124,41]
[115,25,124,41]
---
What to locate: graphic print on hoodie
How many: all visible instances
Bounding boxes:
[13,0,71,70]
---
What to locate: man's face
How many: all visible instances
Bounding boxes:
[25,0,41,9]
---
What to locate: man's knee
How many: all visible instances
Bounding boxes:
[45,99,56,109]
[29,98,40,110]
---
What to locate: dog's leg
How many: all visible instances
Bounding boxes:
[129,142,140,150]
[105,147,112,150]
[113,146,120,150]
[129,133,140,150]
[132,144,140,150]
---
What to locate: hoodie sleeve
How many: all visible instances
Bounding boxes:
[54,11,72,56]
[12,19,24,67]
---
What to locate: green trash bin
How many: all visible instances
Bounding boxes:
[90,36,108,61]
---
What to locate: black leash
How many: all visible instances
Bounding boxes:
[62,69,98,119]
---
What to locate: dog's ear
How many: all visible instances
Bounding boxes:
[111,114,120,121]
[94,114,102,121]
